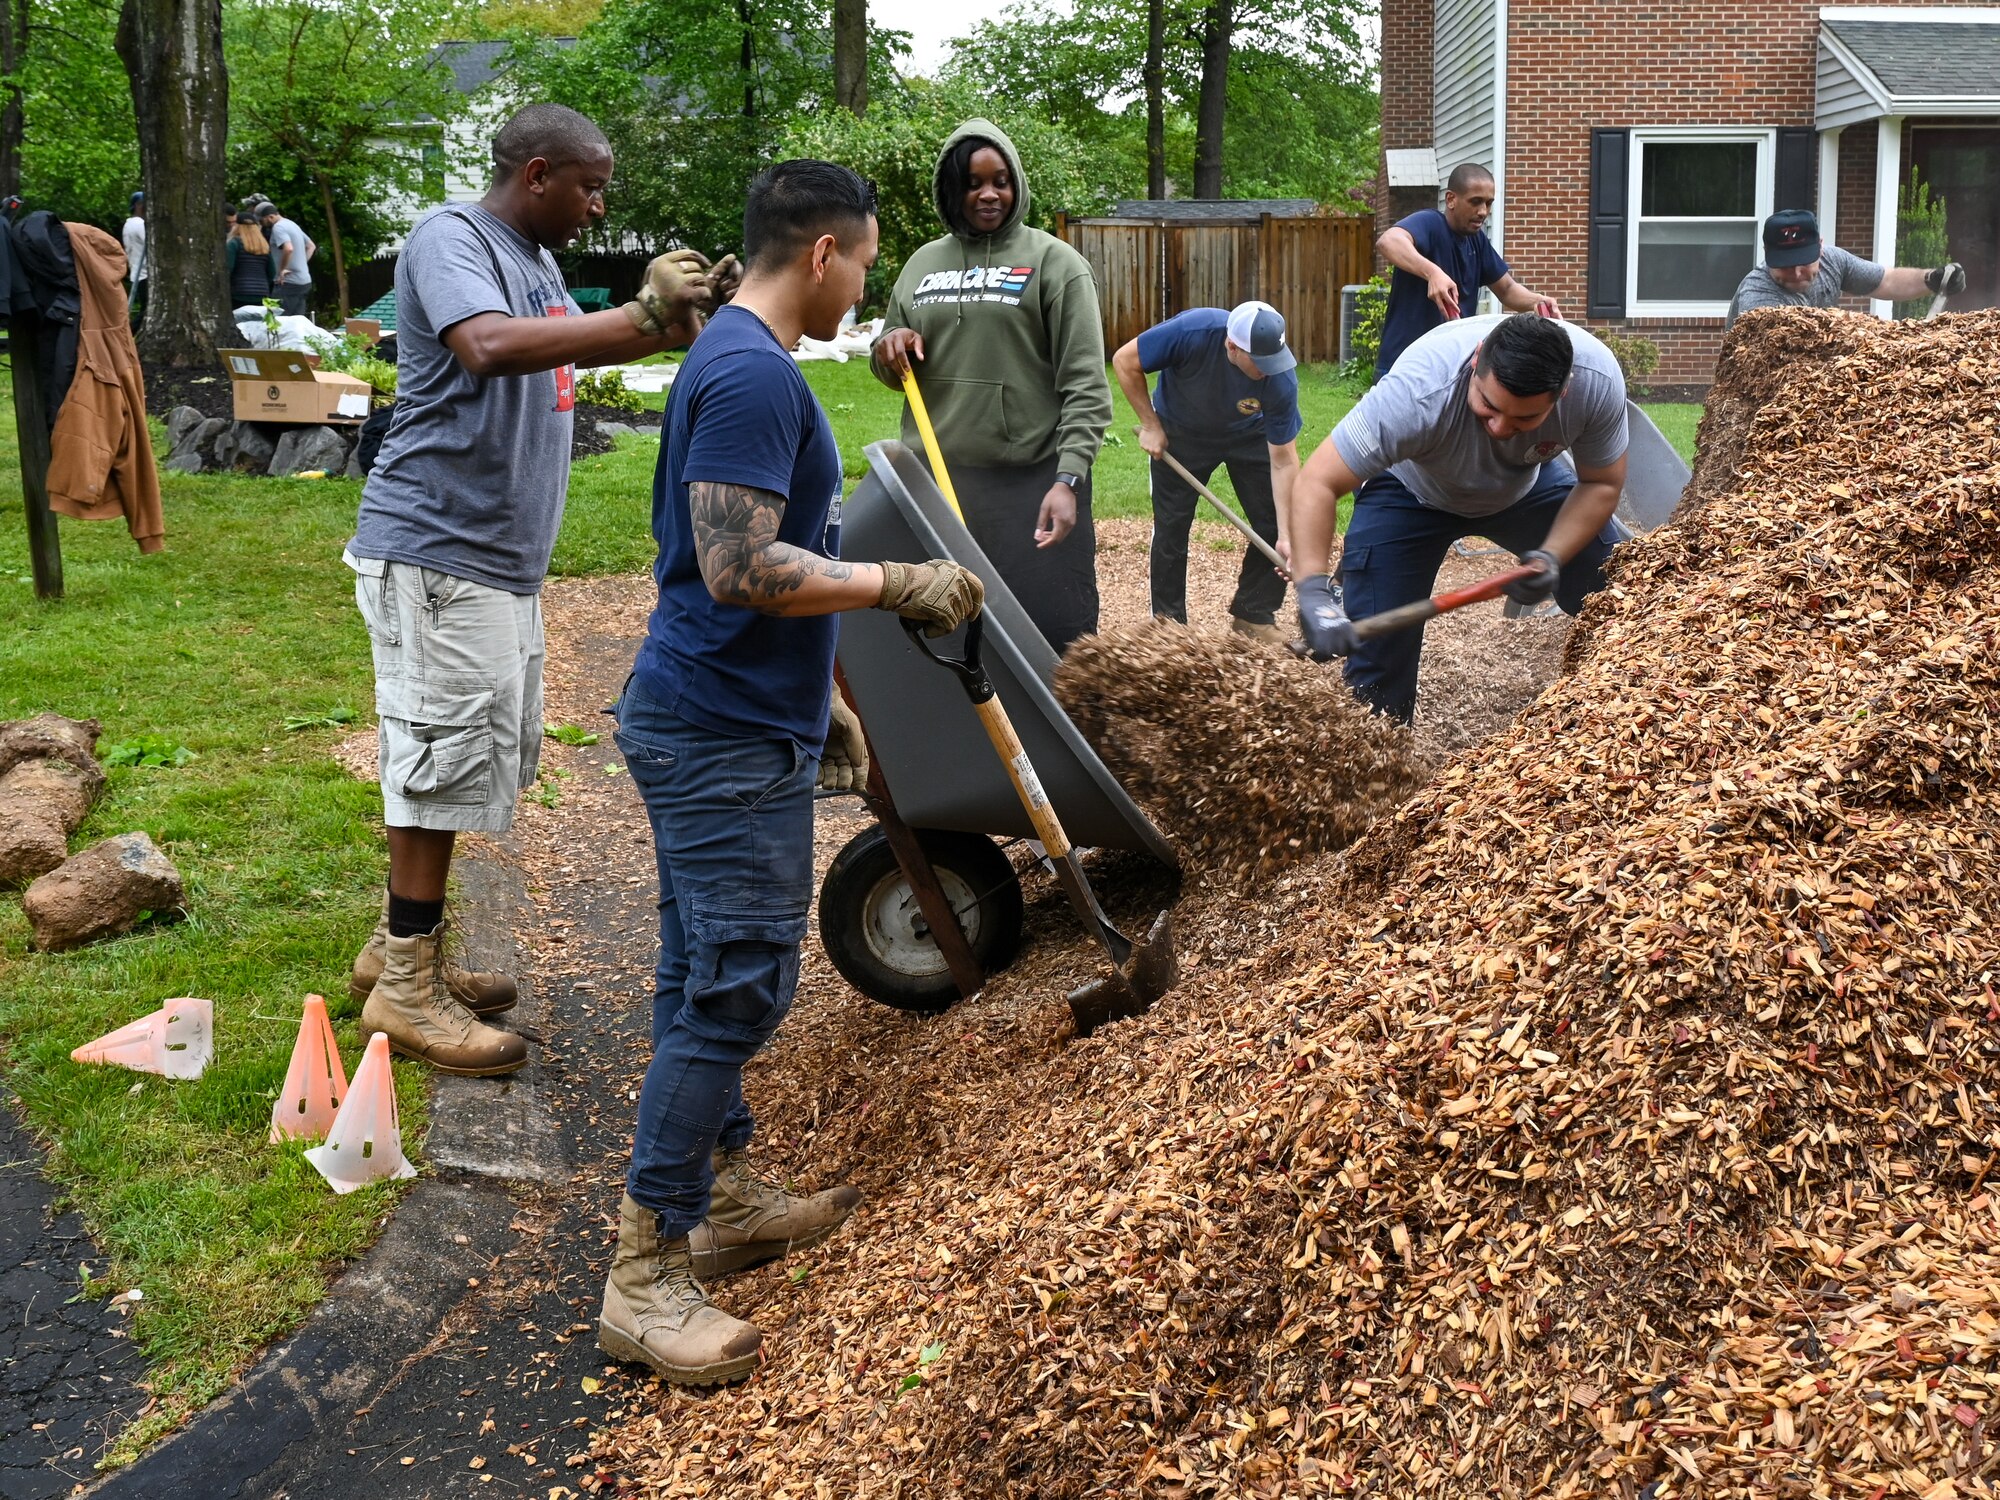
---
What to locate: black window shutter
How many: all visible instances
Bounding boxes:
[1587,129,1629,320]
[1775,127,1817,211]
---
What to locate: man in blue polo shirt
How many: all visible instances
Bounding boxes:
[1375,163,1563,376]
[1112,300,1304,644]
[600,159,983,1389]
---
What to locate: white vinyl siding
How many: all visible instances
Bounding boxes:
[1626,128,1776,318]
[1817,37,1887,130]
[1434,0,1501,239]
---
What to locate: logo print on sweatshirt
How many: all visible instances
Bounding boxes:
[911,265,1038,306]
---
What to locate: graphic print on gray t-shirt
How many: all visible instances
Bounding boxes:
[347,204,581,594]
[1329,314,1629,519]
[1724,244,1885,328]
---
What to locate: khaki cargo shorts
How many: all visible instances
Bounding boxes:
[345,551,544,834]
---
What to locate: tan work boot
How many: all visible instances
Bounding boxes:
[1229,616,1287,646]
[688,1147,862,1280]
[359,923,528,1076]
[349,905,518,1015]
[598,1193,762,1385]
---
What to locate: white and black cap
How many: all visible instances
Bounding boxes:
[1226,300,1296,376]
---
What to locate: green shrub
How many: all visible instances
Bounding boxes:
[575,368,644,413]
[1339,273,1389,384]
[1599,332,1660,396]
[1895,168,1949,320]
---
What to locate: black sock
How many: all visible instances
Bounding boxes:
[387,888,444,938]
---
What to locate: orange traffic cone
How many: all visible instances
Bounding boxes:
[305,1032,415,1194]
[71,998,213,1080]
[269,994,347,1144]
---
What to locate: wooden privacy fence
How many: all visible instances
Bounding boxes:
[1054,213,1373,364]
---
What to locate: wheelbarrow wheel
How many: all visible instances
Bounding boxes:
[819,827,1023,1013]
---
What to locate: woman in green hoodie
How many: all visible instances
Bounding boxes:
[871,119,1112,653]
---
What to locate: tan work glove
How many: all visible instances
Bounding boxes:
[876,559,984,637]
[623,249,714,337]
[820,694,868,792]
[705,253,743,305]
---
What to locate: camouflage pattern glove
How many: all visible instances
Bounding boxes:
[876,559,984,638]
[623,249,714,337]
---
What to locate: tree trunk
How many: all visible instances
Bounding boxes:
[833,0,866,117]
[315,173,348,319]
[1144,0,1165,199]
[738,0,755,118]
[1193,0,1231,199]
[0,0,24,196]
[116,0,232,363]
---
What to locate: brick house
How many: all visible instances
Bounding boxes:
[1377,2,2000,386]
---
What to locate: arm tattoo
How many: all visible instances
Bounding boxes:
[688,481,856,609]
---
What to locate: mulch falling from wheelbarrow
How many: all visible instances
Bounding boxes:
[1053,621,1431,885]
[594,307,2000,1499]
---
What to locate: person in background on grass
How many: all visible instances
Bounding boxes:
[1374,163,1563,377]
[259,202,314,317]
[1290,313,1628,725]
[1724,209,1963,329]
[225,211,276,311]
[869,118,1110,653]
[599,159,983,1387]
[121,191,146,332]
[342,102,727,1078]
[1112,299,1303,645]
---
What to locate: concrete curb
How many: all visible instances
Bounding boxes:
[88,837,559,1497]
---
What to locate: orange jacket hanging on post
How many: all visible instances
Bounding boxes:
[46,223,163,553]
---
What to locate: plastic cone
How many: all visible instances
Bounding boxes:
[305,1032,415,1194]
[268,994,347,1144]
[70,998,213,1080]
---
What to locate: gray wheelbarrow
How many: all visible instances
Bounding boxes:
[828,440,1180,1033]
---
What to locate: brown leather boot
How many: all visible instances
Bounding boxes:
[1229,616,1287,647]
[687,1147,862,1280]
[349,906,518,1014]
[598,1194,761,1385]
[359,923,528,1076]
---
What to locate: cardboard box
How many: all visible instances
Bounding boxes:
[221,349,373,425]
[344,318,381,344]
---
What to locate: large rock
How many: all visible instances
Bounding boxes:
[22,833,184,952]
[213,421,278,473]
[596,420,636,440]
[165,406,207,448]
[0,713,100,779]
[164,450,207,475]
[268,425,351,478]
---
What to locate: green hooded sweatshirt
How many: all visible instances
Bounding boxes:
[877,119,1111,476]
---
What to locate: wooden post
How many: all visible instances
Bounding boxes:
[834,669,984,1000]
[10,315,61,599]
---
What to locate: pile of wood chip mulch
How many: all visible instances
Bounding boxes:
[596,307,2000,1498]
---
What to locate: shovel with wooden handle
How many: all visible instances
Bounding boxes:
[901,370,1178,1034]
[1288,563,1542,657]
[1151,442,1290,579]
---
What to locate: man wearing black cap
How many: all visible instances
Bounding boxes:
[1726,209,1963,329]
[1112,299,1304,644]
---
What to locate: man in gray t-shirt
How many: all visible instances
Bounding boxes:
[1289,313,1630,723]
[340,102,728,1080]
[258,205,315,317]
[1725,209,1964,329]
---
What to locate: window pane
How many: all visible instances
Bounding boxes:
[1641,142,1757,216]
[1636,221,1758,301]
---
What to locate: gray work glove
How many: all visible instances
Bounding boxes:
[1503,549,1560,606]
[623,249,715,336]
[877,559,984,637]
[1295,574,1358,660]
[820,694,868,792]
[1926,263,1966,297]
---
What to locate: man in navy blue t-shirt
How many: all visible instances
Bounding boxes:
[601,160,983,1390]
[1112,300,1304,643]
[1375,162,1562,376]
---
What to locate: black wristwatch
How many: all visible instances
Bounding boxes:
[1055,470,1083,492]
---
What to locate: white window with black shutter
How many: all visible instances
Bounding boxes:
[1588,126,1818,321]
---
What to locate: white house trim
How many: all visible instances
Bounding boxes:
[1491,0,1508,255]
[1870,114,1903,318]
[1817,126,1842,235]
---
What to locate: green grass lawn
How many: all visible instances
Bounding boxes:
[0,358,1702,1466]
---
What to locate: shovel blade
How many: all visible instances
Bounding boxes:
[1066,909,1178,1036]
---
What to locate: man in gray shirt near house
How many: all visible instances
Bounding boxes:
[258,203,315,317]
[1726,209,1963,329]
[343,102,725,1076]
[1287,313,1629,723]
